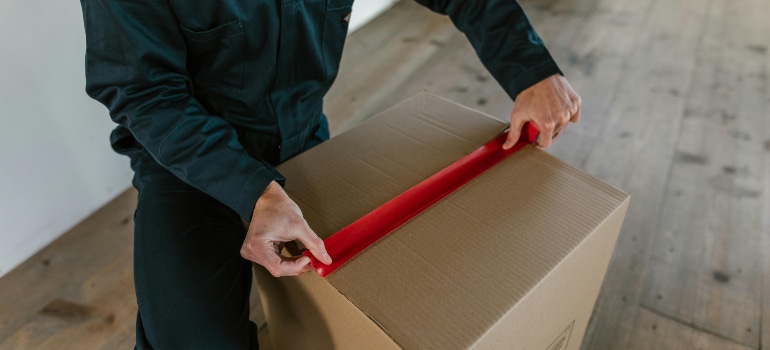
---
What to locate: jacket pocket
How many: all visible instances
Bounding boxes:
[180,19,245,89]
[322,4,353,79]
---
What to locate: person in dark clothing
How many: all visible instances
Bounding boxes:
[79,0,581,348]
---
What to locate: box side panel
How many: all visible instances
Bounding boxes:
[471,198,630,350]
[253,265,399,350]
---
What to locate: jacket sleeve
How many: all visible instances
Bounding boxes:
[80,0,283,221]
[414,0,562,100]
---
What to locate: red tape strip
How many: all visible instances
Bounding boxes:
[303,122,541,277]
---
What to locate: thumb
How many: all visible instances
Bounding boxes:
[504,114,526,150]
[297,224,332,265]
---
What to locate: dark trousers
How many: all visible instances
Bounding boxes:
[130,148,259,349]
[126,115,329,349]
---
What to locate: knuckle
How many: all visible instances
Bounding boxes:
[240,243,255,259]
[267,266,282,278]
[288,216,305,229]
[310,234,324,245]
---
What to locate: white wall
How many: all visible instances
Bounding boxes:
[0,0,397,278]
[350,0,399,32]
[0,1,133,277]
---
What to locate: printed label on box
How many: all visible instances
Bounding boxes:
[546,320,575,350]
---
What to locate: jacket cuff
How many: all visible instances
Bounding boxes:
[499,58,563,101]
[233,166,286,222]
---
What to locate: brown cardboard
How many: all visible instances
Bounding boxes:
[255,93,630,349]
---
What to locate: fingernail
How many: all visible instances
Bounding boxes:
[324,253,332,263]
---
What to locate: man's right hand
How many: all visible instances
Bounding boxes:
[240,181,332,277]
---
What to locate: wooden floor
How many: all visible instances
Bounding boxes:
[1,0,768,348]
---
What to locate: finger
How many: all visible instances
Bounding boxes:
[240,238,266,263]
[294,222,332,265]
[275,256,314,276]
[571,105,581,123]
[571,98,582,123]
[246,239,315,277]
[261,255,312,277]
[537,120,556,148]
[554,109,572,138]
[568,93,581,123]
[505,111,527,150]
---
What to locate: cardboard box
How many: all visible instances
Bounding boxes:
[254,93,630,349]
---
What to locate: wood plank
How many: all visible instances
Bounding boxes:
[0,249,135,349]
[761,106,770,347]
[638,0,768,347]
[572,0,714,348]
[748,1,770,347]
[627,306,754,350]
[762,28,770,350]
[0,189,137,343]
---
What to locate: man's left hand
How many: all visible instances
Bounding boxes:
[503,74,581,149]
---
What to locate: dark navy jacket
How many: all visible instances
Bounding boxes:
[80,0,561,221]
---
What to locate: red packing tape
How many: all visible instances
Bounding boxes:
[303,122,541,277]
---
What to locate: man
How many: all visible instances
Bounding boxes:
[80,0,580,348]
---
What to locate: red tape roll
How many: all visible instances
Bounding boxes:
[303,122,541,277]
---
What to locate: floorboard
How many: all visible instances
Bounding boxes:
[0,0,767,349]
[0,190,137,349]
[762,42,770,350]
[636,0,767,347]
[627,306,754,350]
